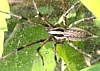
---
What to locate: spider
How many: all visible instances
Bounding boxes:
[0,0,97,69]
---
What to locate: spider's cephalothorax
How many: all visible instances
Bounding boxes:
[0,0,97,68]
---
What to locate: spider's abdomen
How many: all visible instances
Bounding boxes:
[64,27,97,41]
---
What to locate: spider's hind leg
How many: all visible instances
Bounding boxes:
[68,16,96,28]
[67,41,92,58]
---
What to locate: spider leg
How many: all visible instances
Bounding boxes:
[0,11,49,27]
[37,36,52,65]
[91,56,100,65]
[54,42,60,69]
[61,0,66,12]
[68,16,96,28]
[67,40,92,58]
[53,42,61,70]
[33,0,53,28]
[64,0,80,17]
[54,42,58,66]
[0,39,46,60]
[62,0,80,27]
[0,11,26,20]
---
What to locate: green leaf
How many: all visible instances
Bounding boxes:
[57,42,87,71]
[94,19,100,27]
[0,25,56,71]
[80,0,100,20]
[80,63,100,71]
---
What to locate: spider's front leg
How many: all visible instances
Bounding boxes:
[54,42,58,66]
[36,36,52,65]
[33,0,53,28]
[0,39,46,60]
[53,42,61,70]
